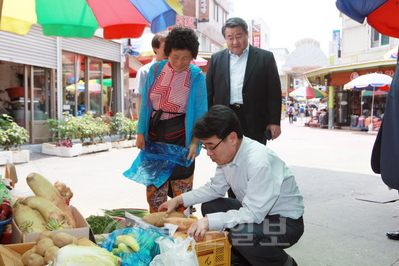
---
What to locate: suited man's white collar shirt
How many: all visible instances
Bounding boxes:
[229,44,249,105]
[182,136,304,231]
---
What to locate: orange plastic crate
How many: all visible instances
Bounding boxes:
[193,236,231,266]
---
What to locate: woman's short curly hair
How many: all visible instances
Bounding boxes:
[164,27,199,59]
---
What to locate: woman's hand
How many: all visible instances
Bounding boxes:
[136,133,145,150]
[187,137,199,162]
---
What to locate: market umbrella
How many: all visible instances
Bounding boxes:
[344,73,392,119]
[281,88,295,97]
[362,90,388,97]
[383,46,398,59]
[344,73,392,91]
[66,80,102,94]
[289,86,328,99]
[336,0,399,38]
[0,0,181,39]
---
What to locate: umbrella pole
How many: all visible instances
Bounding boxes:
[371,89,375,120]
[369,87,375,132]
[360,92,363,115]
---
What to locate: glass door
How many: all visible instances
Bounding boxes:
[88,59,102,116]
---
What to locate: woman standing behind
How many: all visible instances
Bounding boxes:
[135,27,207,213]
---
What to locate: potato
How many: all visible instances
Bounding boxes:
[53,232,78,248]
[36,230,53,244]
[142,211,187,227]
[44,246,60,263]
[173,232,188,240]
[27,253,46,266]
[36,238,55,256]
[21,246,37,266]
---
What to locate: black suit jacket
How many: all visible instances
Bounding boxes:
[371,57,399,190]
[206,45,282,143]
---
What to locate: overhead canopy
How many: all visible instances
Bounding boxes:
[0,0,181,39]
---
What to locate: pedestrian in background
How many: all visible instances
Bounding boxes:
[132,27,207,213]
[206,17,282,145]
[299,105,305,121]
[135,32,168,117]
[288,104,295,124]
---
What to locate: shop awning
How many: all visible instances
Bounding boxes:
[304,59,396,86]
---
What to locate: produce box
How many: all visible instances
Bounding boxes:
[194,236,231,266]
[11,205,90,243]
[0,237,95,266]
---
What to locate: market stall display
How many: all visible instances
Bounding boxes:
[0,165,232,266]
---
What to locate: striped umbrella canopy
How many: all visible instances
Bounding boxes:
[336,0,399,38]
[344,73,392,91]
[0,0,182,39]
[289,86,328,99]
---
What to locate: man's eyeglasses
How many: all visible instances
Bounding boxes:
[201,137,225,151]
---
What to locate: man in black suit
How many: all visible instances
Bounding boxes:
[207,17,282,145]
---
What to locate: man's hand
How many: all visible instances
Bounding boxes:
[267,124,281,140]
[158,195,184,217]
[187,216,209,242]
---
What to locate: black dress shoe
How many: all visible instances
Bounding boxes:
[386,231,399,240]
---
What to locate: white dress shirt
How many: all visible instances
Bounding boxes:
[229,45,249,104]
[135,58,157,95]
[182,136,304,231]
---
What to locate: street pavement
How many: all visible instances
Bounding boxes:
[2,117,399,266]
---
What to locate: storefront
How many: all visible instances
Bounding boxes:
[304,59,396,126]
[0,25,123,144]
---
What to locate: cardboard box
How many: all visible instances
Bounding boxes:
[0,242,34,266]
[0,238,96,266]
[11,205,90,243]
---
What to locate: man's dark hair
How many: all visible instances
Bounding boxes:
[222,17,248,37]
[193,105,243,140]
[151,32,167,53]
[164,27,199,58]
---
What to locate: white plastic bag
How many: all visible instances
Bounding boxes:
[150,236,199,266]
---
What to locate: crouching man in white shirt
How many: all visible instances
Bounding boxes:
[159,105,304,266]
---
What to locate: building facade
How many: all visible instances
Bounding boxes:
[305,14,399,127]
[0,26,123,143]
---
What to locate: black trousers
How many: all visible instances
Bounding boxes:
[202,198,304,266]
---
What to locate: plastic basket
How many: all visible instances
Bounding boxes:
[193,236,231,266]
[0,216,12,236]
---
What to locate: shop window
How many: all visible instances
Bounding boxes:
[370,28,389,48]
[62,53,113,117]
[213,2,219,22]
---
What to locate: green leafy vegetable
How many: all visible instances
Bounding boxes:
[102,208,149,218]
[85,215,124,235]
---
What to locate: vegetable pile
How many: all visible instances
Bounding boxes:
[21,231,120,266]
[21,231,78,266]
[14,173,76,233]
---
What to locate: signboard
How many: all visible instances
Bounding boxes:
[175,15,197,29]
[252,23,261,48]
[199,0,209,22]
